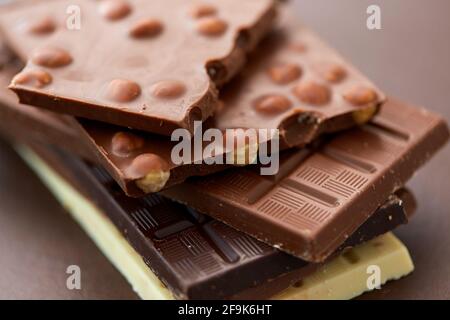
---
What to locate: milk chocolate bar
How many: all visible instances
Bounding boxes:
[1,4,385,195]
[0,46,93,159]
[213,11,385,148]
[162,99,449,262]
[0,43,236,194]
[25,141,414,299]
[4,0,277,135]
[74,10,386,196]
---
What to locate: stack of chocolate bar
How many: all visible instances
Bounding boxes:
[0,0,448,300]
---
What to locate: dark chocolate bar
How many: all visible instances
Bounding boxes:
[29,142,414,300]
[4,0,277,135]
[162,99,449,262]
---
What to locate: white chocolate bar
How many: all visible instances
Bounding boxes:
[17,145,414,300]
[274,233,414,299]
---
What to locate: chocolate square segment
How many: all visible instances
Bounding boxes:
[5,0,277,135]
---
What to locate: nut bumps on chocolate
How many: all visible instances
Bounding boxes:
[5,0,277,135]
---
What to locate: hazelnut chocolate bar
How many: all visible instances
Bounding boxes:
[73,10,386,196]
[18,142,415,300]
[213,11,385,148]
[162,99,449,262]
[1,4,385,195]
[3,0,277,135]
[0,44,235,193]
[0,45,93,160]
